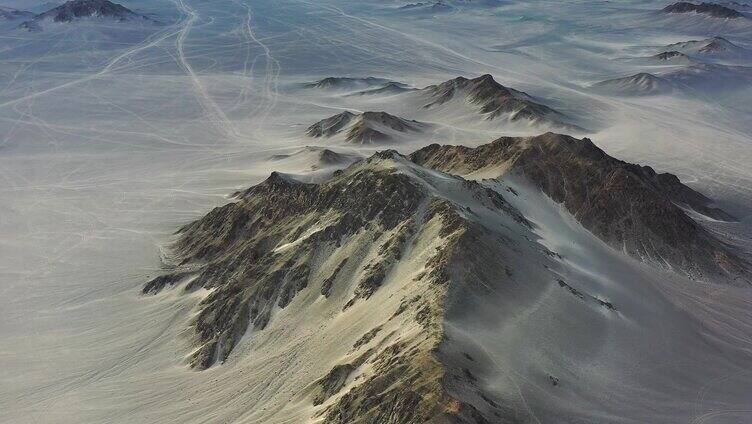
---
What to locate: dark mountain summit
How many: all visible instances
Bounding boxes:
[662,2,744,18]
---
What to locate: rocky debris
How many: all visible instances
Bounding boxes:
[353,326,382,350]
[558,279,617,311]
[143,271,192,294]
[307,111,426,144]
[662,2,743,18]
[313,363,356,406]
[591,72,673,96]
[322,340,491,424]
[419,74,577,129]
[410,132,748,283]
[321,258,347,297]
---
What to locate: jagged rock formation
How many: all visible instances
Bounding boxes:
[418,74,577,129]
[409,132,746,282]
[307,111,426,144]
[19,0,150,30]
[662,2,744,18]
[591,72,673,96]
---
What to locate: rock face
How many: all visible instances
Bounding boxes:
[409,132,747,282]
[419,74,577,128]
[591,72,673,96]
[662,2,743,18]
[307,111,426,144]
[19,0,149,29]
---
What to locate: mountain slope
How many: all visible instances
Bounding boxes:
[409,132,747,282]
